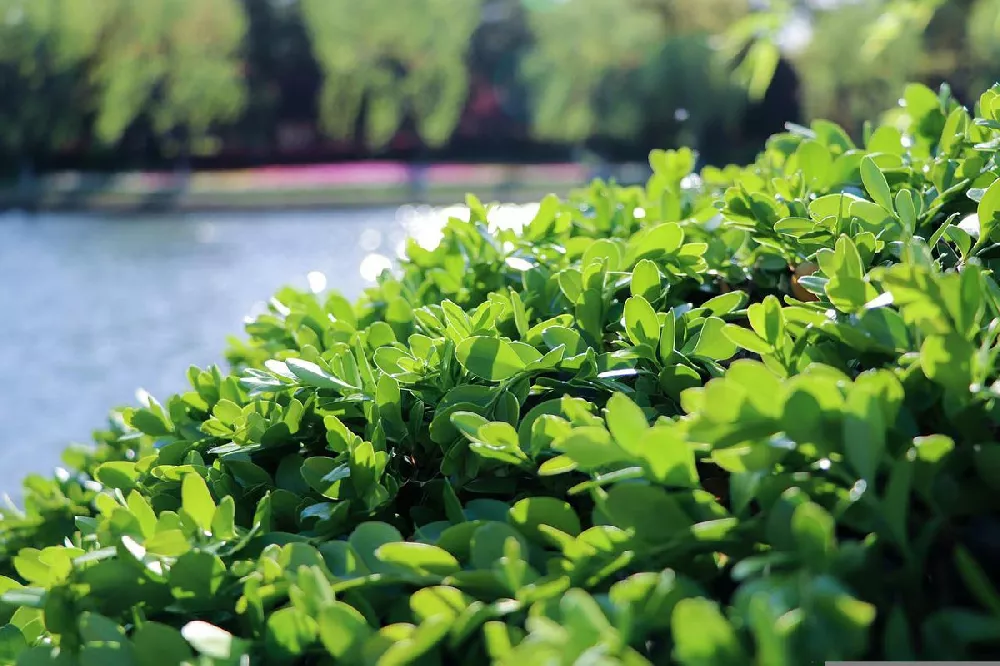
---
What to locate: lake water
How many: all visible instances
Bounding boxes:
[0,207,435,495]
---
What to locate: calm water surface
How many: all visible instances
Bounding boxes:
[0,207,421,494]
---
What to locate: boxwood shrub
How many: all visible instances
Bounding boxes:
[3,81,1000,665]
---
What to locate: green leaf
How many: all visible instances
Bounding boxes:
[809,192,863,221]
[582,239,622,271]
[741,39,778,102]
[95,462,139,492]
[977,177,1000,244]
[318,602,371,659]
[692,317,739,361]
[630,259,662,302]
[624,296,661,348]
[285,358,355,391]
[348,522,403,573]
[301,457,351,499]
[133,623,193,666]
[79,612,126,646]
[920,333,974,391]
[895,189,917,233]
[169,551,225,601]
[145,530,191,558]
[576,288,605,343]
[553,427,630,470]
[127,491,157,538]
[637,426,699,487]
[635,223,684,259]
[211,496,236,539]
[350,440,377,495]
[410,586,470,624]
[701,291,748,316]
[603,483,692,542]
[882,455,914,550]
[470,522,528,570]
[0,625,26,665]
[794,140,831,188]
[456,337,527,381]
[954,545,1000,617]
[212,399,242,424]
[826,275,878,313]
[538,455,578,477]
[671,598,748,666]
[541,326,586,356]
[861,156,894,213]
[604,393,648,454]
[558,269,583,303]
[468,422,529,466]
[181,473,215,532]
[376,616,451,666]
[1,587,46,609]
[913,434,954,463]
[131,406,173,436]
[659,364,701,400]
[723,325,773,355]
[659,312,677,362]
[510,290,529,338]
[843,384,886,484]
[791,501,836,567]
[747,296,784,345]
[509,497,582,541]
[265,607,317,660]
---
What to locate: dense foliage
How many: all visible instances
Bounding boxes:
[5,80,1000,665]
[3,0,1000,166]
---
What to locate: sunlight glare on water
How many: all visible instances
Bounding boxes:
[358,202,541,284]
[359,253,393,282]
[392,202,539,259]
[306,270,328,294]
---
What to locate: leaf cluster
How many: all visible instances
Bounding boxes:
[3,81,1000,665]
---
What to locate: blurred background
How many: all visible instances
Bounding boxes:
[1,0,997,491]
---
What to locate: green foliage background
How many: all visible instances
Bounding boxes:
[3,78,1000,663]
[2,0,1000,162]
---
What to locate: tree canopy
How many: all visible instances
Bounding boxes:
[90,0,248,155]
[0,0,998,167]
[301,0,483,149]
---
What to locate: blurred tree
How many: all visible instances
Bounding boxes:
[90,0,248,159]
[301,0,483,150]
[521,0,752,154]
[633,0,749,33]
[240,0,321,153]
[594,35,747,150]
[784,0,1000,135]
[934,0,1000,102]
[722,0,944,103]
[792,2,924,133]
[519,0,664,144]
[967,0,1000,72]
[2,0,998,172]
[467,0,534,130]
[0,0,110,172]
